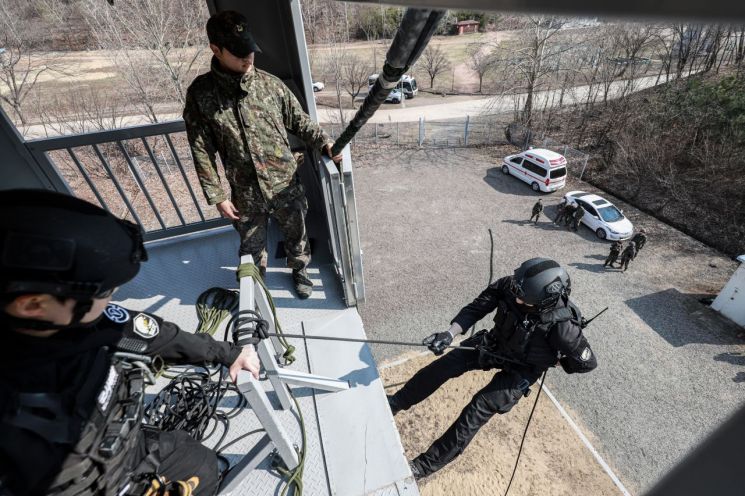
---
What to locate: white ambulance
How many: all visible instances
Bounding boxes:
[501,148,568,193]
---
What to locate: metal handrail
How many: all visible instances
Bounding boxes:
[25,121,185,152]
[24,119,229,242]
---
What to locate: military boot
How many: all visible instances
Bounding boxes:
[292,268,313,299]
[387,394,402,416]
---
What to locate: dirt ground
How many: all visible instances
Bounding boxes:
[380,352,621,496]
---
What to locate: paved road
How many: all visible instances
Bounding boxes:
[353,146,743,494]
[318,73,675,124]
[21,73,675,140]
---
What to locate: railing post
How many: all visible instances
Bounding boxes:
[464,115,470,146]
[396,122,400,145]
[579,155,589,180]
[418,117,424,146]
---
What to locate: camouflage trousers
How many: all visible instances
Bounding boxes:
[233,184,310,272]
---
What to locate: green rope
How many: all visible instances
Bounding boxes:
[155,287,240,379]
[276,391,307,496]
[196,287,239,336]
[235,263,305,494]
[236,263,296,364]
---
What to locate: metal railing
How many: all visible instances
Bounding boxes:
[25,121,229,242]
[318,146,365,306]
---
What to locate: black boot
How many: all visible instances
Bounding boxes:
[387,394,402,416]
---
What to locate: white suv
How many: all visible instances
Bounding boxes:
[501,148,568,192]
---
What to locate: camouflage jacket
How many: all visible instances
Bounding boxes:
[183,58,332,210]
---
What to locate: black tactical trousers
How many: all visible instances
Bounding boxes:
[604,252,619,267]
[391,346,541,477]
[135,429,220,495]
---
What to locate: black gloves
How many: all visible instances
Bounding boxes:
[422,330,453,355]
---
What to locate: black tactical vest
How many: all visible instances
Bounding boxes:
[1,348,149,496]
[486,296,582,367]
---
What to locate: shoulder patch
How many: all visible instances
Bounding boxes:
[104,304,130,324]
[133,313,160,339]
[580,347,592,361]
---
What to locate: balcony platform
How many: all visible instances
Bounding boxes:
[116,226,417,496]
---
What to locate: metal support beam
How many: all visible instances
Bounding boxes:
[238,254,350,399]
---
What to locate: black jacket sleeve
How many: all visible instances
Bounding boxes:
[550,320,597,374]
[450,277,511,333]
[118,308,242,366]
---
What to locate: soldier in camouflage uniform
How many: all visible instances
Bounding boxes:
[620,241,637,272]
[570,203,585,231]
[631,228,647,255]
[183,11,342,299]
[604,240,622,268]
[529,199,543,224]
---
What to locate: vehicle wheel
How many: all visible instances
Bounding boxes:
[502,165,510,175]
[596,228,607,240]
[531,182,540,192]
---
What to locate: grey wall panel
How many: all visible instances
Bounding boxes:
[0,108,69,193]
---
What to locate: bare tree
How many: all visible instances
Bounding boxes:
[467,44,495,93]
[81,0,209,122]
[503,16,565,125]
[38,85,128,137]
[609,23,657,78]
[341,54,370,108]
[0,0,53,128]
[421,45,451,88]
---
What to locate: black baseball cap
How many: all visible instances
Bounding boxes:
[206,11,262,57]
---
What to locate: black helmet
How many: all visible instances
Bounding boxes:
[1,189,147,329]
[512,258,570,309]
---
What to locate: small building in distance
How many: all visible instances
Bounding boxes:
[454,20,480,35]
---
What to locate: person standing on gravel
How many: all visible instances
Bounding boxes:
[183,10,342,299]
[631,229,647,255]
[604,241,623,268]
[561,203,576,226]
[387,258,597,480]
[620,241,637,271]
[529,199,543,224]
[554,198,567,224]
[570,203,585,231]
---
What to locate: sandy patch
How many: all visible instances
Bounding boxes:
[381,353,623,496]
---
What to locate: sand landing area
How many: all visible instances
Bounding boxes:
[381,352,624,496]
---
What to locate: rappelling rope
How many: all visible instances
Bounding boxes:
[235,263,296,365]
[228,264,306,495]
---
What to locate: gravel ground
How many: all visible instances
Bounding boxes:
[353,144,744,494]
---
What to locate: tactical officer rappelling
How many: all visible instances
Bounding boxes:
[0,190,260,496]
[387,258,597,479]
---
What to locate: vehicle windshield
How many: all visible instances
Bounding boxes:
[550,167,566,179]
[598,205,624,223]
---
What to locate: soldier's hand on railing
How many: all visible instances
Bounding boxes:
[324,143,343,165]
[229,345,261,382]
[216,199,240,221]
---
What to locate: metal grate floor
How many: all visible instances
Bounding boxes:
[116,226,417,496]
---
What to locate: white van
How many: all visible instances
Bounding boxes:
[501,148,568,193]
[368,74,418,99]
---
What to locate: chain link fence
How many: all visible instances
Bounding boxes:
[327,114,512,148]
[327,116,591,179]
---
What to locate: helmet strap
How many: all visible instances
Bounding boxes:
[0,299,100,333]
